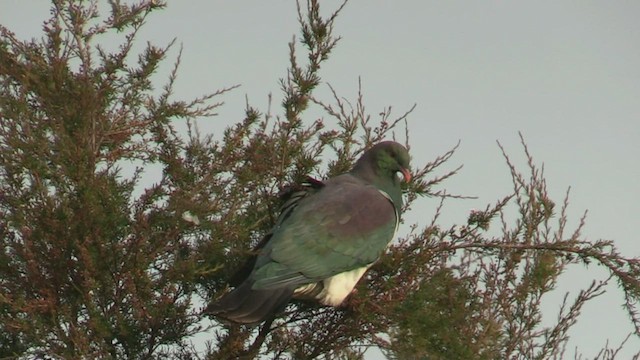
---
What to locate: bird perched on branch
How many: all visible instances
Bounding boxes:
[205,141,411,324]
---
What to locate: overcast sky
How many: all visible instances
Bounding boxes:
[2,0,639,358]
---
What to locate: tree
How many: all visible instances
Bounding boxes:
[1,1,638,359]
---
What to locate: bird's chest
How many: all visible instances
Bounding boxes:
[293,266,368,306]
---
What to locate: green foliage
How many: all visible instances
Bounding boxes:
[388,269,500,360]
[1,1,639,359]
[0,1,215,358]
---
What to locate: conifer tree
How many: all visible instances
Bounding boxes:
[1,1,638,359]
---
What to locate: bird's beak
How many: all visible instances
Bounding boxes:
[399,167,412,183]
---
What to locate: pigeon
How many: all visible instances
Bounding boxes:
[206,141,411,324]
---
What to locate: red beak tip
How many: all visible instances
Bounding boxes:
[401,168,412,182]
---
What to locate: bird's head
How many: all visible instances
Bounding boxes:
[352,141,412,186]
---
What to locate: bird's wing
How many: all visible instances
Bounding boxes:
[251,174,398,290]
[228,177,325,286]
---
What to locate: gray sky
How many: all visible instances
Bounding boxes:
[2,0,639,358]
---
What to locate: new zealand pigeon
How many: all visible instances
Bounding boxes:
[206,141,411,324]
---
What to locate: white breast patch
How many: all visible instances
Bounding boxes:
[314,266,369,306]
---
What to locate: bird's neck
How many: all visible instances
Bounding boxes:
[375,177,403,211]
[350,166,403,210]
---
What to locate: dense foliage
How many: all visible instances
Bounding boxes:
[1,1,638,359]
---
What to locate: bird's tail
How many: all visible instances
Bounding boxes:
[205,281,294,325]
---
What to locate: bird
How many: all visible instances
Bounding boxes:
[205,141,411,324]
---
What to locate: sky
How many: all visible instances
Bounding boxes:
[2,0,639,358]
